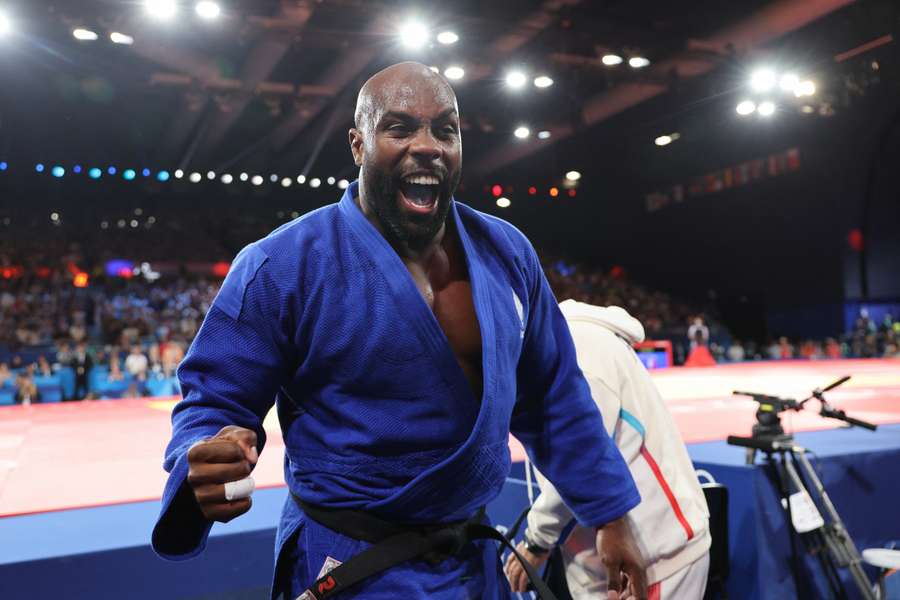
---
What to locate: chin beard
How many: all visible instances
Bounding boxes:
[363,167,460,252]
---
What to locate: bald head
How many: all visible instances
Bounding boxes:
[354,62,458,137]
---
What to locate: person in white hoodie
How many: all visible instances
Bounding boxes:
[505,300,711,599]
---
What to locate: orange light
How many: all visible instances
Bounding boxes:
[73,272,89,288]
[549,187,559,197]
[528,186,537,195]
[212,261,231,278]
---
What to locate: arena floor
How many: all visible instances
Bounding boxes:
[1,358,898,518]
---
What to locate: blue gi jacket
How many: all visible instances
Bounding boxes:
[152,182,639,598]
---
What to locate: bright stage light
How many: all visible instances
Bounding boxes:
[73,165,82,173]
[327,176,336,185]
[736,100,756,116]
[281,177,292,188]
[629,56,650,68]
[142,168,151,177]
[174,169,184,179]
[655,135,672,146]
[207,171,216,180]
[269,174,279,183]
[794,80,816,97]
[444,66,465,81]
[801,105,815,114]
[123,169,136,180]
[0,12,10,36]
[338,179,349,189]
[750,68,776,92]
[565,170,581,181]
[220,173,233,184]
[399,20,429,49]
[145,0,178,20]
[534,75,553,88]
[602,54,623,66]
[52,166,65,178]
[239,172,248,181]
[513,126,530,139]
[779,73,799,93]
[251,175,263,186]
[505,70,527,89]
[88,168,102,179]
[110,32,134,45]
[537,130,551,140]
[108,166,117,175]
[189,172,202,183]
[73,28,98,41]
[757,101,776,117]
[310,178,321,188]
[195,1,220,19]
[35,163,45,173]
[50,212,59,222]
[157,171,170,182]
[296,174,306,184]
[437,31,458,45]
[0,162,7,170]
[496,197,511,208]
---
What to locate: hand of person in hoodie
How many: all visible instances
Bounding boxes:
[598,517,648,600]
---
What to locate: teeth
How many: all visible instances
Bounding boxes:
[403,175,440,185]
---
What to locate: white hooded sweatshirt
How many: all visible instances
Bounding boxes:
[526,300,711,595]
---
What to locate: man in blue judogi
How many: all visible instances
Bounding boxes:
[152,62,645,600]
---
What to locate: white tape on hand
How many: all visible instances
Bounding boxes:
[224,477,255,502]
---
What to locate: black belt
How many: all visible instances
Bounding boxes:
[292,494,557,600]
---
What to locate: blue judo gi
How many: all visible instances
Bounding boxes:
[152,182,639,599]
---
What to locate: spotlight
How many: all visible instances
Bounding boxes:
[399,20,429,49]
[565,170,581,181]
[130,220,139,228]
[269,174,279,183]
[528,186,537,195]
[549,187,559,197]
[195,1,220,20]
[801,105,815,114]
[310,178,321,188]
[207,171,216,180]
[491,184,503,197]
[628,56,650,68]
[281,177,292,187]
[513,126,530,139]
[73,165,82,174]
[220,173,233,184]
[88,168,102,179]
[496,197,511,208]
[239,172,248,181]
[505,70,527,89]
[50,212,60,222]
[52,166,65,178]
[736,100,756,116]
[145,0,178,20]
[35,163,45,173]
[0,162,7,170]
[750,68,776,92]
[174,169,184,179]
[436,31,458,45]
[157,171,170,182]
[142,168,151,177]
[533,75,554,88]
[110,32,134,45]
[123,169,136,181]
[296,174,306,184]
[655,135,673,146]
[779,73,799,93]
[338,179,349,189]
[794,80,816,97]
[108,166,117,175]
[537,130,551,140]
[327,176,336,185]
[602,54,623,66]
[757,101,776,117]
[0,12,10,36]
[251,175,263,186]
[444,66,465,81]
[189,172,202,183]
[73,28,99,41]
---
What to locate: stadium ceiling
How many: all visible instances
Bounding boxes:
[0,0,883,181]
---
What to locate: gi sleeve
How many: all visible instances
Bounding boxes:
[510,247,639,528]
[152,244,297,560]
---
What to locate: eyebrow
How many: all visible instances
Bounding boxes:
[379,108,459,125]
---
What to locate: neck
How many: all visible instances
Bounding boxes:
[355,186,446,262]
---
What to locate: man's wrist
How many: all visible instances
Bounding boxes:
[523,530,550,555]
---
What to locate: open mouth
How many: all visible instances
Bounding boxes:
[398,174,441,215]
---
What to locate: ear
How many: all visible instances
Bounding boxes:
[349,128,364,167]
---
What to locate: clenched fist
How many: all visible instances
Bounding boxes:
[187,426,259,523]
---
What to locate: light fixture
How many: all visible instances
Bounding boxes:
[496,197,511,208]
[73,28,98,41]
[801,105,815,114]
[505,70,527,89]
[565,170,582,181]
[310,177,321,188]
[110,32,134,45]
[195,1,221,20]
[779,73,799,93]
[52,166,65,178]
[513,126,530,139]
[0,12,10,36]
[124,169,137,181]
[189,172,202,183]
[145,0,178,20]
[533,75,554,88]
[750,68,776,92]
[327,176,336,185]
[444,66,465,80]
[794,80,816,97]
[757,101,776,117]
[221,173,233,184]
[436,31,458,45]
[281,177,292,188]
[602,54,623,66]
[736,100,756,116]
[251,175,263,186]
[206,170,216,180]
[537,130,551,140]
[88,168,102,179]
[156,171,170,182]
[51,212,60,221]
[338,179,349,189]
[174,169,184,179]
[628,56,650,68]
[655,135,672,146]
[399,20,429,49]
[239,172,248,181]
[296,174,306,184]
